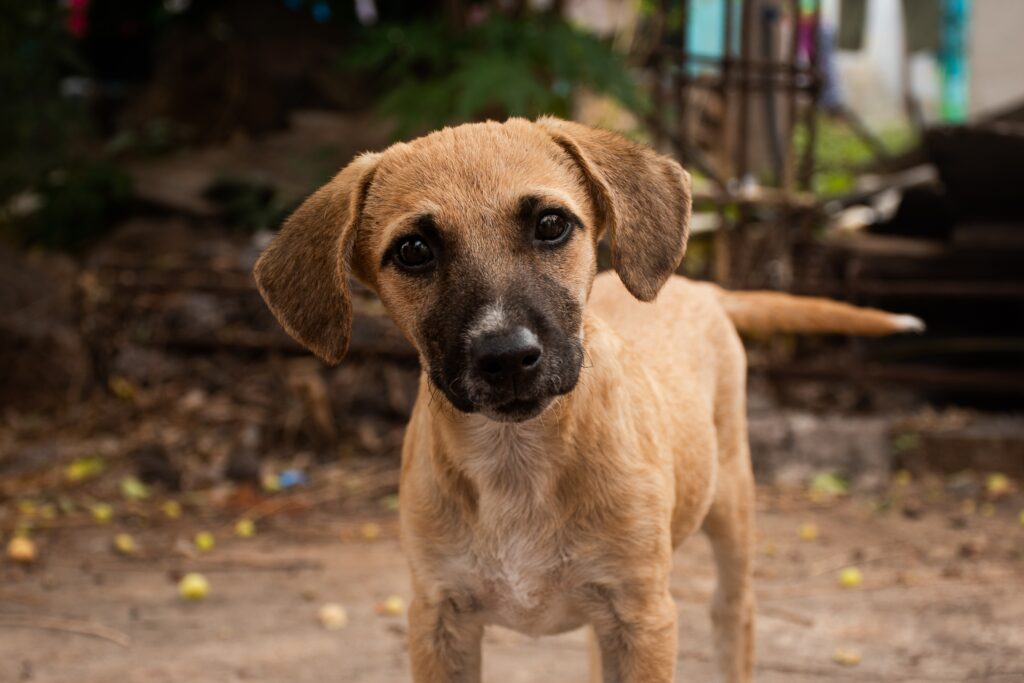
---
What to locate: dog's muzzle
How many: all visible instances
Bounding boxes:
[462,326,556,421]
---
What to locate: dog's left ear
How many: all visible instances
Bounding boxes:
[535,117,691,301]
[253,152,380,365]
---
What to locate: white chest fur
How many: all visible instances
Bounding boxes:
[443,415,586,635]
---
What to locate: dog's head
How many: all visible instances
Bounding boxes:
[254,118,690,422]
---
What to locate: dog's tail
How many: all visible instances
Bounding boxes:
[714,286,925,336]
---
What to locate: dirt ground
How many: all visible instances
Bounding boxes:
[2,482,1023,683]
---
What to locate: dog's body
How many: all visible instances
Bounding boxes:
[401,274,751,681]
[253,118,921,682]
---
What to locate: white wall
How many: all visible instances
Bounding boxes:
[969,0,1024,118]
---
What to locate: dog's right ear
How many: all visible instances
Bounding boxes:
[253,152,379,365]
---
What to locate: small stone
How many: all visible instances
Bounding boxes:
[225,449,261,484]
[941,564,963,579]
[902,500,924,520]
[958,539,983,559]
[942,516,966,532]
[318,603,349,630]
[7,536,37,563]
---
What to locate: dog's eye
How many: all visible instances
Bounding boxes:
[535,213,571,243]
[396,237,433,269]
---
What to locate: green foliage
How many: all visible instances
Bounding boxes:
[809,471,850,497]
[0,3,87,200]
[346,15,646,137]
[796,115,917,197]
[203,175,292,233]
[0,2,136,251]
[4,163,133,252]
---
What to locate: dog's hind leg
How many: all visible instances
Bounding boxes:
[702,420,756,683]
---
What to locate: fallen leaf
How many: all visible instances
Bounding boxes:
[838,566,863,588]
[832,647,861,666]
[113,533,138,556]
[162,500,182,519]
[179,572,209,601]
[120,476,150,501]
[809,472,849,499]
[65,456,105,483]
[91,503,114,524]
[986,473,1014,499]
[261,472,281,493]
[194,531,215,552]
[108,375,137,401]
[376,595,405,616]
[234,518,256,538]
[798,522,819,541]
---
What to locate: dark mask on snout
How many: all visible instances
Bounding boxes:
[421,271,584,422]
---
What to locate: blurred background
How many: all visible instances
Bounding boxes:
[1,1,1022,681]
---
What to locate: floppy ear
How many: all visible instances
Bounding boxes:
[253,152,379,365]
[535,117,691,301]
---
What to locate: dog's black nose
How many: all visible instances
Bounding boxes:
[471,327,543,382]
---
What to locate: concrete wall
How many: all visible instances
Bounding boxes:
[969,0,1024,118]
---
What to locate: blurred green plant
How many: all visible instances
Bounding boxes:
[796,115,917,197]
[0,3,134,251]
[346,13,646,137]
[8,163,133,251]
[203,175,294,233]
[0,3,85,200]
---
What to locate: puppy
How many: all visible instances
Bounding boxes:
[254,117,921,682]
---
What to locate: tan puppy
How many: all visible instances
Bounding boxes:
[254,117,921,682]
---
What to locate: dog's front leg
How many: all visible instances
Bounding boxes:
[408,592,483,683]
[587,586,678,683]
